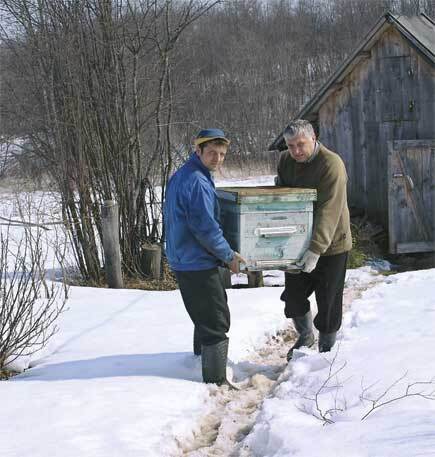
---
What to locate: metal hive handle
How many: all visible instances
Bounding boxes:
[254,226,299,237]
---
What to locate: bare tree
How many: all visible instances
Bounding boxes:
[0,0,221,283]
[1,0,433,284]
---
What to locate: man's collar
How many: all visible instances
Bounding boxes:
[190,152,212,179]
[306,141,320,163]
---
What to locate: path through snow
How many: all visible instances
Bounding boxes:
[175,268,385,456]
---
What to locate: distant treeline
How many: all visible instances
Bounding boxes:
[1,1,434,160]
[172,0,435,164]
[0,0,433,282]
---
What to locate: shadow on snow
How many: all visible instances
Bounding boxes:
[12,352,203,383]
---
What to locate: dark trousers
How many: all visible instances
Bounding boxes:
[175,267,230,346]
[281,252,348,333]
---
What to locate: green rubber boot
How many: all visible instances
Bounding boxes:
[201,339,229,386]
[318,332,337,353]
[286,311,315,361]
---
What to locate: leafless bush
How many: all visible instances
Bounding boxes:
[299,345,349,425]
[0,217,68,371]
[1,0,433,283]
[298,346,435,425]
[360,372,435,421]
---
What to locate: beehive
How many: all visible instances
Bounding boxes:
[217,186,317,271]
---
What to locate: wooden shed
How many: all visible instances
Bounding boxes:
[270,13,435,254]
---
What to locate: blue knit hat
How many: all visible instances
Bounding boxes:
[194,128,230,146]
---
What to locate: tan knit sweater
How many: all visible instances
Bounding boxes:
[277,143,352,256]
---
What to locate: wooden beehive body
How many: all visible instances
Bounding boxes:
[217,186,317,271]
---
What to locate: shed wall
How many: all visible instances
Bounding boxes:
[318,28,435,226]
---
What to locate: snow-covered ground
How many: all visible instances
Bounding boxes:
[241,268,435,457]
[1,266,434,457]
[0,190,73,272]
[1,177,435,457]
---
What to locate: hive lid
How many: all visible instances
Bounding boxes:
[217,186,317,203]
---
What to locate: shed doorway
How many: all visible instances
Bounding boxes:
[387,139,435,254]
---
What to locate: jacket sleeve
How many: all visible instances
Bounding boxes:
[309,158,348,255]
[185,179,234,264]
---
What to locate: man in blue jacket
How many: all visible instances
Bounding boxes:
[164,128,245,386]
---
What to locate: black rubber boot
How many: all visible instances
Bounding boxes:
[286,311,315,361]
[318,332,337,353]
[201,339,229,385]
[193,327,201,356]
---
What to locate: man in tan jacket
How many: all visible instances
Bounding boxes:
[275,119,352,360]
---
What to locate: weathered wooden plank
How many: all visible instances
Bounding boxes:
[388,141,398,253]
[396,241,435,253]
[388,139,408,248]
[380,56,407,121]
[410,145,434,218]
[334,88,354,199]
[416,54,435,139]
[349,72,365,208]
[376,121,392,226]
[379,55,419,123]
[396,149,432,241]
[388,140,435,253]
[365,121,383,223]
[392,139,435,149]
[401,53,418,122]
[360,53,376,197]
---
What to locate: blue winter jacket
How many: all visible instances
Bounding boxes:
[163,153,234,271]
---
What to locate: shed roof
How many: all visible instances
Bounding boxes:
[269,12,435,151]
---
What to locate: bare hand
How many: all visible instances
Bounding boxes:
[228,251,247,274]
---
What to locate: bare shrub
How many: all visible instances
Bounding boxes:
[0,0,221,283]
[0,222,68,371]
[360,372,435,421]
[298,345,435,425]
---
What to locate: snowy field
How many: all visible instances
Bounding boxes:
[1,177,435,457]
[0,189,74,273]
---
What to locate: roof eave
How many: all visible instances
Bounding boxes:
[299,12,435,120]
[268,14,391,151]
[298,15,393,119]
[389,15,435,65]
[268,12,435,151]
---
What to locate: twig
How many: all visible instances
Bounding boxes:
[0,215,65,230]
[360,374,435,421]
[301,344,348,425]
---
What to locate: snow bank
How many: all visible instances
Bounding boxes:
[242,269,435,457]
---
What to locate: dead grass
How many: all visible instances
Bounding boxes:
[66,258,178,291]
[0,369,18,380]
[123,270,178,291]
